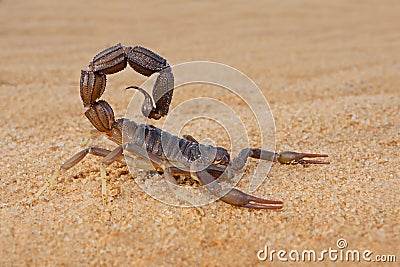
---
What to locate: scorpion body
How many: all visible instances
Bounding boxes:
[31,44,329,210]
[121,119,229,166]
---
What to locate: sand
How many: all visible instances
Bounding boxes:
[0,0,399,266]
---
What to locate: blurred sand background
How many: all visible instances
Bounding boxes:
[0,0,399,266]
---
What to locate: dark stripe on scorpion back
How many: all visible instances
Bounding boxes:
[123,119,204,164]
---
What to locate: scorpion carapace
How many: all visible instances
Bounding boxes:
[30,43,330,210]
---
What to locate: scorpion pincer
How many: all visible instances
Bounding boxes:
[30,43,330,210]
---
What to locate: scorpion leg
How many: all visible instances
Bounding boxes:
[92,144,164,204]
[163,168,204,215]
[155,164,277,210]
[125,145,280,210]
[29,147,123,204]
[182,134,198,143]
[167,165,224,178]
[124,142,205,212]
[99,145,125,203]
[124,143,282,210]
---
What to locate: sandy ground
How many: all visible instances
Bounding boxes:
[0,0,399,266]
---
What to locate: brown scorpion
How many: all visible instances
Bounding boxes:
[30,43,329,209]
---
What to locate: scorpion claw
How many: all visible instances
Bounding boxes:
[220,188,283,210]
[125,86,161,119]
[277,151,330,165]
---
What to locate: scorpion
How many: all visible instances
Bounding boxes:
[30,43,329,210]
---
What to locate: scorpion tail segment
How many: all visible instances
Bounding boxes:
[28,169,63,205]
[277,151,330,165]
[84,100,115,132]
[219,188,283,210]
[80,69,107,108]
[152,67,174,118]
[125,46,168,77]
[89,43,127,75]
